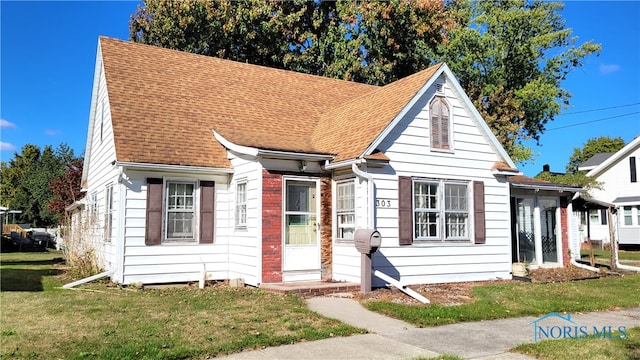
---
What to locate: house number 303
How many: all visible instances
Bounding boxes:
[376,199,392,207]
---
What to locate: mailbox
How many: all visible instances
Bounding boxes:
[354,229,381,254]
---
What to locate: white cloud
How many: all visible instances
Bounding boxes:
[1,142,16,151]
[45,129,61,136]
[599,64,620,74]
[0,119,16,128]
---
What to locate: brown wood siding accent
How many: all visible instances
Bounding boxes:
[145,178,163,245]
[320,177,333,280]
[398,176,413,245]
[473,181,486,244]
[199,181,215,244]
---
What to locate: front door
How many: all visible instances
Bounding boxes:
[283,179,320,281]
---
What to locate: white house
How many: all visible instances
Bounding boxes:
[579,136,640,246]
[78,36,534,287]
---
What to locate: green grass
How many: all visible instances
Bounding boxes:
[512,327,640,360]
[0,251,364,359]
[581,249,640,261]
[365,275,640,327]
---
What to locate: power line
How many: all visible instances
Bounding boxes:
[547,112,640,131]
[558,102,640,116]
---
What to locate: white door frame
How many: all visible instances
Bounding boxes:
[282,176,321,282]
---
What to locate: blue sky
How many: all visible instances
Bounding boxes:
[1,1,639,177]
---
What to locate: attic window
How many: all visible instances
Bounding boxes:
[430,96,451,150]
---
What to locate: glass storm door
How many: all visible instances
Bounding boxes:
[283,180,320,275]
[516,198,536,263]
[539,198,559,264]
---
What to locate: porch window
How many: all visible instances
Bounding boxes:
[235,182,247,227]
[413,179,469,241]
[104,184,114,241]
[336,180,355,241]
[588,209,607,225]
[430,96,451,150]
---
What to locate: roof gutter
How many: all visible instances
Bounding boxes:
[114,161,233,174]
[510,183,584,193]
[213,130,333,162]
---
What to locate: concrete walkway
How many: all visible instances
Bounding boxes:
[219,296,640,359]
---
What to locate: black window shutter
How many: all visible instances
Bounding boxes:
[630,157,637,183]
[398,176,413,245]
[600,209,607,225]
[145,178,163,245]
[473,181,486,244]
[199,181,215,244]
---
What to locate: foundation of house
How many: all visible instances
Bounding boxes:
[259,281,360,298]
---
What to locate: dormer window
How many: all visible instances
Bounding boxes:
[430,96,450,150]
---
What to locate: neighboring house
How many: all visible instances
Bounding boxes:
[579,137,640,246]
[508,176,582,268]
[79,36,523,287]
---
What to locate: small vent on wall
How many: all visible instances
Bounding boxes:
[436,83,444,94]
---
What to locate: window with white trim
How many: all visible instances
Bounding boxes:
[104,184,114,241]
[430,96,451,150]
[235,182,247,227]
[336,179,355,241]
[413,179,469,241]
[165,181,196,241]
[622,205,640,226]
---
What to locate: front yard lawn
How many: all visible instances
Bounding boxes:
[365,274,640,327]
[512,327,640,360]
[0,251,364,359]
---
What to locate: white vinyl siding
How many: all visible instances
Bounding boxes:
[332,80,512,286]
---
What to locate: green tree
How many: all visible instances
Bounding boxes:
[535,136,626,191]
[129,0,600,162]
[439,0,601,162]
[565,136,626,174]
[0,144,75,227]
[129,0,452,84]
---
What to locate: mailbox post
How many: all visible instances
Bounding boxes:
[354,229,381,293]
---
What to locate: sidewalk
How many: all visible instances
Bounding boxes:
[219,296,640,360]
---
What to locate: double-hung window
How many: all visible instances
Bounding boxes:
[336,180,355,241]
[235,182,247,227]
[622,206,640,226]
[165,181,195,240]
[145,178,215,245]
[413,179,469,241]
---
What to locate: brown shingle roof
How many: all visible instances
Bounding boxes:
[100,37,442,168]
[313,64,442,162]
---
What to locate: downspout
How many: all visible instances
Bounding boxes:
[63,270,115,288]
[351,163,375,229]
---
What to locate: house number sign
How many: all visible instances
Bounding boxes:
[376,199,393,208]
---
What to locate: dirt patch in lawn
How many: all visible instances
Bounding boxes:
[355,265,605,306]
